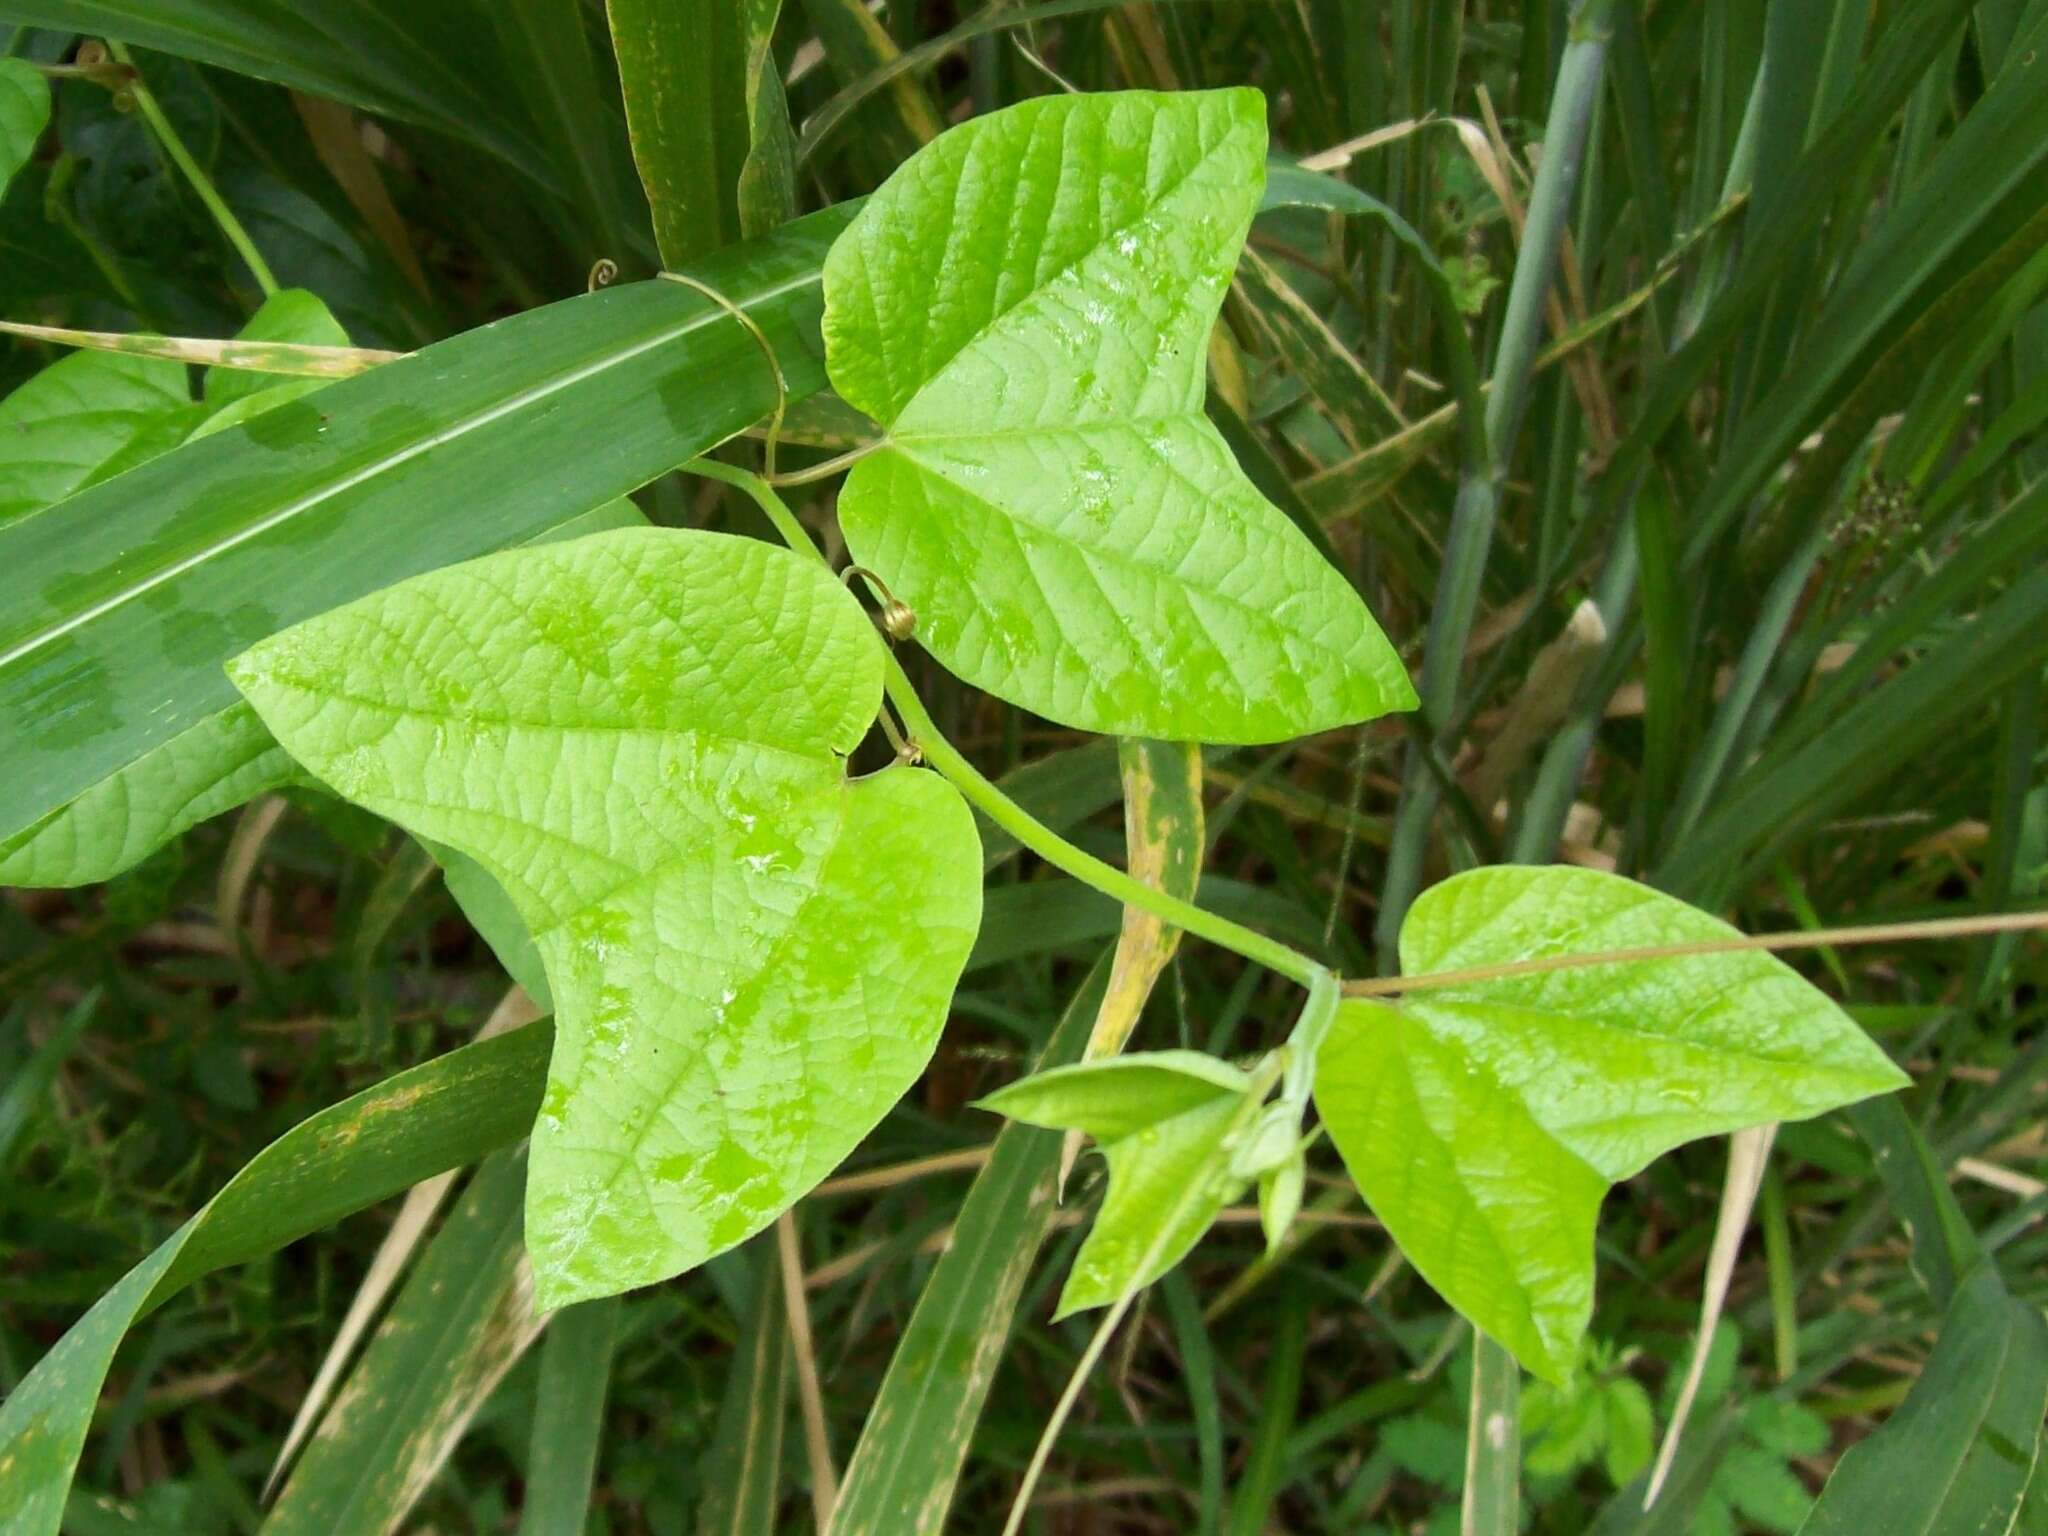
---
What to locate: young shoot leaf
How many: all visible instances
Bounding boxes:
[229,528,982,1307]
[979,1051,1254,1314]
[822,89,1414,742]
[1314,866,1909,1383]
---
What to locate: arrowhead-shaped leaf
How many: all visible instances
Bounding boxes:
[1314,866,1908,1382]
[822,88,1414,742]
[980,1051,1252,1313]
[230,527,982,1306]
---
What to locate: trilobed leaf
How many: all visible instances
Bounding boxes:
[1314,866,1907,1382]
[822,88,1413,742]
[230,528,982,1305]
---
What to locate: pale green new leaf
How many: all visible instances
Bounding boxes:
[822,89,1414,742]
[203,288,351,412]
[1315,866,1908,1382]
[0,492,637,891]
[0,349,197,527]
[981,1050,1251,1314]
[230,528,981,1306]
[0,58,50,200]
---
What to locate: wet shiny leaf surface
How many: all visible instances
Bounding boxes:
[823,89,1413,741]
[1315,866,1909,1382]
[230,527,981,1305]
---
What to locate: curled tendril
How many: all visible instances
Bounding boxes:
[656,270,787,479]
[587,258,619,291]
[842,566,916,643]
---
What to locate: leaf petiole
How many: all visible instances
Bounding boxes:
[686,458,1333,993]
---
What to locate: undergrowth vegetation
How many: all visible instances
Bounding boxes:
[2,3,2046,1535]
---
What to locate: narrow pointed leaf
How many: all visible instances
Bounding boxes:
[0,58,49,200]
[1056,1091,1246,1317]
[1795,1264,2048,1535]
[1315,867,1907,1381]
[822,89,1413,742]
[609,0,793,265]
[0,1024,554,1536]
[983,1048,1254,1316]
[979,1050,1251,1141]
[231,528,982,1306]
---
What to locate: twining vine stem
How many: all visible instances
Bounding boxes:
[687,457,1330,995]
[103,41,281,300]
[689,460,2048,1019]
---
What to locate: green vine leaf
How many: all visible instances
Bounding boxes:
[0,59,50,202]
[1313,866,1909,1383]
[979,1051,1253,1314]
[822,88,1414,742]
[230,527,982,1306]
[0,349,198,527]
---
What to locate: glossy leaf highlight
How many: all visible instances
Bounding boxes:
[822,89,1413,741]
[230,528,981,1305]
[1315,866,1908,1381]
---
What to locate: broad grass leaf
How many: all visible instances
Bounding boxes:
[1795,1263,2048,1536]
[230,527,982,1305]
[0,1025,554,1536]
[608,0,792,265]
[1315,866,1908,1381]
[822,89,1414,741]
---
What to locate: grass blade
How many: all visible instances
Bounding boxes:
[264,1150,545,1535]
[1794,1264,2048,1536]
[826,961,1105,1535]
[519,1297,622,1536]
[0,1023,553,1536]
[696,1240,791,1536]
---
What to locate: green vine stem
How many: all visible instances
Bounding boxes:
[685,457,1331,994]
[105,40,280,300]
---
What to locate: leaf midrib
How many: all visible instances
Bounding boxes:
[879,104,1258,428]
[0,266,823,675]
[884,441,1358,666]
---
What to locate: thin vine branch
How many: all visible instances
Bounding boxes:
[105,41,279,299]
[1345,909,2048,999]
[683,459,1331,992]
